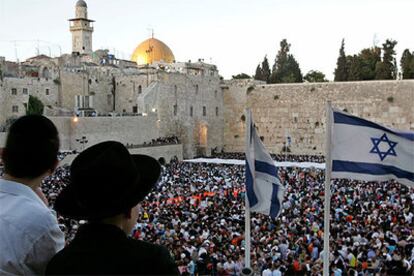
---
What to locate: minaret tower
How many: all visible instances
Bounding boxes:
[69,0,94,54]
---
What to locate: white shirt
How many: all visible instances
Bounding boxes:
[272,269,282,276]
[0,179,65,275]
[262,268,272,276]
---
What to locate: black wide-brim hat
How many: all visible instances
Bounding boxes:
[55,141,161,220]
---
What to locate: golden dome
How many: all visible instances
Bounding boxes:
[131,38,175,65]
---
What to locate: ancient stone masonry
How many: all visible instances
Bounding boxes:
[2,1,412,159]
[224,80,414,155]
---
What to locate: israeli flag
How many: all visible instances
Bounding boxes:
[245,110,284,219]
[330,108,414,188]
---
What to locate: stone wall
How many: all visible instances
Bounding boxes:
[115,73,152,113]
[60,67,115,114]
[49,115,160,150]
[154,71,224,157]
[0,77,57,126]
[224,80,414,154]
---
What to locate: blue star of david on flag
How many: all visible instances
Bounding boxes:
[369,133,398,161]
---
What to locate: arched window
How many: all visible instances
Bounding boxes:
[138,85,142,94]
[42,67,50,79]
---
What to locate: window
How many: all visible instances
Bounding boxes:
[45,88,49,95]
[195,84,199,95]
[214,90,217,98]
[42,67,50,79]
[75,95,93,108]
[173,105,178,116]
[138,85,142,94]
[216,107,219,116]
[84,96,90,108]
[11,88,17,95]
[12,105,18,113]
[76,95,82,108]
[190,106,193,117]
[23,88,28,95]
[203,106,206,116]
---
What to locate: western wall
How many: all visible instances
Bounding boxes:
[223,79,414,155]
[49,115,160,151]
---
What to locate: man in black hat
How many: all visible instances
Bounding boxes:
[45,141,179,275]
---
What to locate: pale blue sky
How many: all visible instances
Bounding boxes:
[0,0,413,80]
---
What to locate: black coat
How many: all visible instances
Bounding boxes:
[46,223,179,275]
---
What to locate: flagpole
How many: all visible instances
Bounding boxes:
[245,189,251,268]
[244,109,251,269]
[323,101,332,276]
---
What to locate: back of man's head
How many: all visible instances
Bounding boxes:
[3,115,59,178]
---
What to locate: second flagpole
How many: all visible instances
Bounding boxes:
[244,109,251,270]
[323,101,333,276]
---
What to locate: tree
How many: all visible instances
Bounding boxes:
[347,55,362,81]
[232,73,251,79]
[254,64,263,81]
[254,56,271,83]
[334,39,348,81]
[400,49,414,79]
[358,47,381,80]
[269,39,303,83]
[375,39,398,79]
[304,70,328,82]
[27,95,44,115]
[261,55,271,83]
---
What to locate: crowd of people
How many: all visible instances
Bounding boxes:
[57,150,78,161]
[210,151,325,163]
[40,159,413,275]
[126,136,180,149]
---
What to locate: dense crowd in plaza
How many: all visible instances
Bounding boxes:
[39,159,413,275]
[209,151,325,163]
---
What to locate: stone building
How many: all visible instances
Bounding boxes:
[1,0,413,159]
[0,0,224,157]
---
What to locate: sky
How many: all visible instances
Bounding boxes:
[0,0,413,80]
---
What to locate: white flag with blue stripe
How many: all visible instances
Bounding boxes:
[330,107,414,188]
[245,110,284,219]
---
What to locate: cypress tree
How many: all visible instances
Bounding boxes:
[400,49,414,79]
[254,64,263,81]
[375,39,398,79]
[261,55,271,83]
[269,39,302,83]
[334,39,348,81]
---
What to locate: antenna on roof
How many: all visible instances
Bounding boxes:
[13,41,19,62]
[147,27,154,38]
[36,40,40,56]
[373,33,379,48]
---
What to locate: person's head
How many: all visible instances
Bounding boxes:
[55,141,161,234]
[3,115,59,179]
